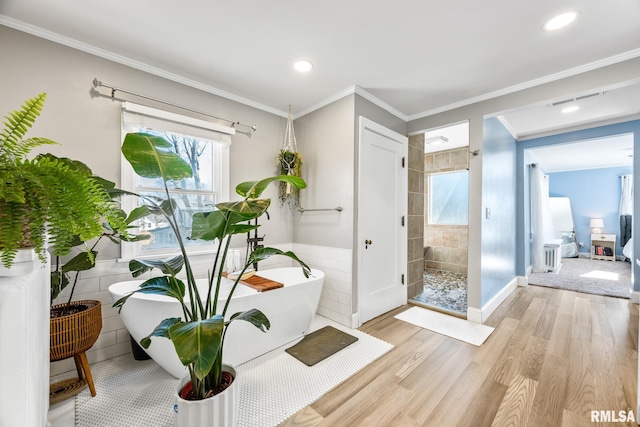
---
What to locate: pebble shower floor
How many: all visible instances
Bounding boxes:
[409,269,468,315]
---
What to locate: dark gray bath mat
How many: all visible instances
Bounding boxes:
[285,326,358,366]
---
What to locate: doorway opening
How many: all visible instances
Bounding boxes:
[410,121,469,317]
[524,134,634,298]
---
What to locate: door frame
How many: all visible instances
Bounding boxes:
[356,116,408,327]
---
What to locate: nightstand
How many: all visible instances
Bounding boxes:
[591,234,616,261]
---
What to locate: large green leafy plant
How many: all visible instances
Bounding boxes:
[0,93,127,268]
[50,191,150,311]
[114,132,309,400]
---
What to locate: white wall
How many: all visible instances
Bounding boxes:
[0,25,300,373]
[292,95,355,250]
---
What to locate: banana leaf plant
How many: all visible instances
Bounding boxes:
[113,132,309,400]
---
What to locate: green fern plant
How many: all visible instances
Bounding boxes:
[0,93,128,268]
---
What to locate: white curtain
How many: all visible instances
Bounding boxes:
[530,164,555,272]
[620,174,633,215]
[619,174,633,249]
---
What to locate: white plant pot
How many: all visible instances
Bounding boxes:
[174,364,238,427]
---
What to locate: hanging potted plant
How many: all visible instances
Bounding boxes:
[0,93,128,269]
[278,148,302,208]
[277,106,303,208]
[113,132,309,426]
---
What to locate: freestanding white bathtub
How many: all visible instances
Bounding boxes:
[108,267,324,379]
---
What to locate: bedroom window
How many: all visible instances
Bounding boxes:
[120,102,232,259]
[428,170,469,225]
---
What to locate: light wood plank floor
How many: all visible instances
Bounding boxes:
[280,285,638,427]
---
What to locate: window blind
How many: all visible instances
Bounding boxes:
[122,102,234,145]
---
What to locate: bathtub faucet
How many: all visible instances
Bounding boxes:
[246,211,269,270]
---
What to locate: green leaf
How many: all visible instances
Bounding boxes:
[216,199,271,217]
[190,210,226,241]
[136,276,186,301]
[122,133,193,182]
[50,271,69,300]
[120,234,151,243]
[169,316,224,379]
[191,210,261,241]
[235,175,306,199]
[140,317,181,348]
[228,308,270,332]
[145,198,177,218]
[248,247,311,277]
[61,251,96,273]
[128,256,184,278]
[124,205,151,224]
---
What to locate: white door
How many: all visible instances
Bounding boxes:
[358,117,408,325]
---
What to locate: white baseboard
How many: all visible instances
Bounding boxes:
[351,313,360,328]
[517,275,528,287]
[466,276,519,324]
[630,290,640,304]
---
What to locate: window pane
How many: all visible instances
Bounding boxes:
[138,191,215,252]
[137,129,214,192]
[429,170,468,225]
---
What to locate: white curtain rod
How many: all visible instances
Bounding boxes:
[92,78,257,132]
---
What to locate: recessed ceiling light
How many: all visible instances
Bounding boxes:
[561,105,580,114]
[293,59,314,72]
[544,11,578,31]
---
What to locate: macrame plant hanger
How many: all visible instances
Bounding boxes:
[278,106,302,207]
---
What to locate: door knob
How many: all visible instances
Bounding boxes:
[365,239,372,249]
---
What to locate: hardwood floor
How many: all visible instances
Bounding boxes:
[280,285,638,427]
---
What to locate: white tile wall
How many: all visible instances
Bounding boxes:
[292,244,353,327]
[50,242,304,376]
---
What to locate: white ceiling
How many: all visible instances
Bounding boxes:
[1,0,639,128]
[526,133,634,173]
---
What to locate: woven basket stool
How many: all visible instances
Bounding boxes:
[50,300,102,401]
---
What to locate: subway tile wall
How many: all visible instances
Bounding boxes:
[292,244,353,327]
[50,243,351,376]
[50,244,294,376]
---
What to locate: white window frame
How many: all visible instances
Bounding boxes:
[120,102,232,260]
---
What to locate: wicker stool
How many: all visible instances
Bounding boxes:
[50,300,102,399]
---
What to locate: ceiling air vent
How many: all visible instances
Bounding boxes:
[549,91,604,107]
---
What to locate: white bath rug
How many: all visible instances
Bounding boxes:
[74,315,393,427]
[394,306,494,346]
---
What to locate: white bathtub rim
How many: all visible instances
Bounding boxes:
[109,267,324,303]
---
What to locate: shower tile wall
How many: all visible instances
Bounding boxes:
[424,147,469,274]
[407,133,425,299]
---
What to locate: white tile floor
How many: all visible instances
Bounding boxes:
[48,314,393,427]
[48,399,74,427]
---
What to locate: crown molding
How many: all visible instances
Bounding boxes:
[292,86,409,121]
[407,48,640,122]
[495,115,518,140]
[292,86,357,119]
[0,16,288,118]
[4,15,640,126]
[353,86,409,121]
